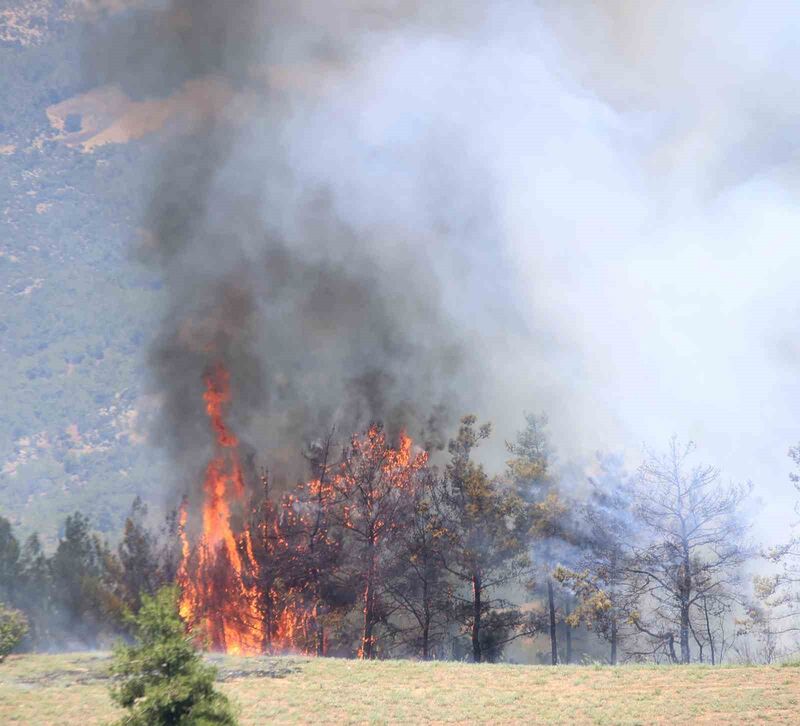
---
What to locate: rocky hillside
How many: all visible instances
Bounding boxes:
[0,0,166,538]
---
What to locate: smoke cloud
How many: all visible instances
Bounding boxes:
[89,2,800,538]
[87,1,498,496]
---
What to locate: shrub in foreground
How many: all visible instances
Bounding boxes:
[0,604,28,662]
[110,586,237,725]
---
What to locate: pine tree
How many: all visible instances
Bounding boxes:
[629,438,751,663]
[441,415,527,662]
[118,498,161,612]
[506,413,569,665]
[18,533,52,647]
[50,512,123,647]
[386,469,452,659]
[0,518,21,605]
[554,452,638,665]
[330,424,428,658]
[110,586,237,726]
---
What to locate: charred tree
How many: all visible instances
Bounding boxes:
[627,438,751,664]
[330,425,428,659]
[547,578,558,665]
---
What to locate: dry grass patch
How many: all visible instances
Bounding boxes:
[1,653,799,725]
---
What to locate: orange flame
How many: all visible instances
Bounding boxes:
[178,364,263,655]
[178,366,425,657]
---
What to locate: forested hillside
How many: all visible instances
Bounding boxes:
[0,1,164,537]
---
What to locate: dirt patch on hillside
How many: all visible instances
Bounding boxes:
[45,77,244,151]
[45,57,345,152]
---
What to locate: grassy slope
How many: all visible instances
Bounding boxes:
[1,653,799,725]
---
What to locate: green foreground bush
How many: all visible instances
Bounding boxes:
[0,604,28,662]
[110,586,237,725]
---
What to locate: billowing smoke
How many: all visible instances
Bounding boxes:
[85,1,800,540]
[86,1,507,497]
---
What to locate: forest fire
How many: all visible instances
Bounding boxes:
[177,363,263,655]
[177,362,431,657]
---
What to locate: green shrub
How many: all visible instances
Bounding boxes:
[110,586,237,725]
[0,603,28,662]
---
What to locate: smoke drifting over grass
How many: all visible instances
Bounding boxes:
[89,2,800,531]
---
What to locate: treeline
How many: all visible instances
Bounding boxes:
[0,500,179,651]
[2,414,799,664]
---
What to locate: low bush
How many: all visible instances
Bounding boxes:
[110,586,237,725]
[0,604,28,662]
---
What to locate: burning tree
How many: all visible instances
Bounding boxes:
[178,363,263,655]
[244,458,346,656]
[328,424,428,659]
[175,383,531,663]
[179,363,348,657]
[176,361,437,659]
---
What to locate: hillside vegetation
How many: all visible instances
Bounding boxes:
[1,0,167,538]
[2,653,799,724]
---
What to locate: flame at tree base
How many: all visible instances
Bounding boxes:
[178,364,421,657]
[178,364,264,655]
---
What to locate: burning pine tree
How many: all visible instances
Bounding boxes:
[177,364,429,657]
[178,364,263,655]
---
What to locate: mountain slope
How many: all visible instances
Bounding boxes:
[1,1,165,537]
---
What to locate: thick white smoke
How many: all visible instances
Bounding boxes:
[93,1,800,539]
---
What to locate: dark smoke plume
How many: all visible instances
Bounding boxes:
[87,1,492,498]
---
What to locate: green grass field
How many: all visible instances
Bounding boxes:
[1,652,799,724]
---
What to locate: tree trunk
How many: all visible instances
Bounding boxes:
[547,578,558,665]
[361,539,377,659]
[361,584,375,659]
[422,578,430,660]
[703,598,716,666]
[314,603,325,657]
[316,626,325,657]
[610,617,618,665]
[564,602,572,664]
[680,604,690,664]
[261,593,274,653]
[472,571,482,663]
[667,632,677,663]
[679,527,692,664]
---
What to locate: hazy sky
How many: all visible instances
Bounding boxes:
[506,1,800,538]
[267,1,800,539]
[491,1,800,537]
